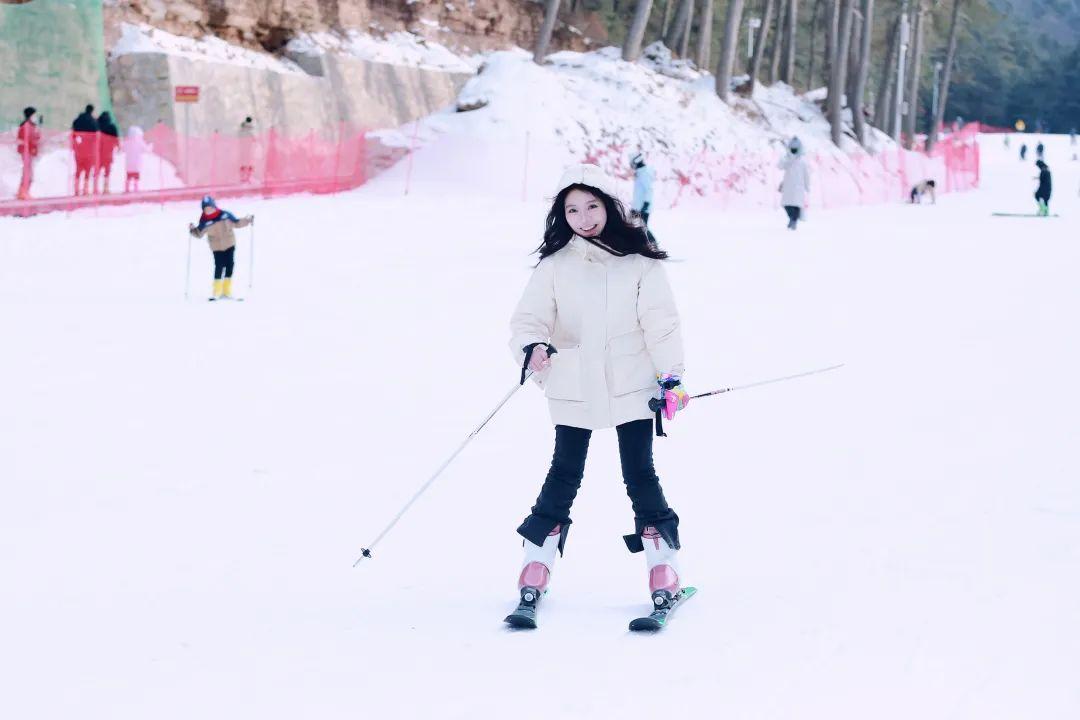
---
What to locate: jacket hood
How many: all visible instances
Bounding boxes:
[788,136,804,155]
[554,163,619,201]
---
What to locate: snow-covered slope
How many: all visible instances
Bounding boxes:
[1,134,1077,719]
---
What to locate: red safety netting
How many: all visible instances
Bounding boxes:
[0,123,369,216]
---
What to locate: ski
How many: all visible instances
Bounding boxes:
[991,212,1060,218]
[504,586,543,629]
[629,586,697,632]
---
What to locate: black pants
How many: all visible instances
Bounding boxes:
[640,201,651,226]
[517,419,680,555]
[1035,190,1051,206]
[213,247,235,279]
[784,205,801,227]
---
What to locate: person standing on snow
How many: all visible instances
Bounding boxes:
[122,126,151,193]
[629,152,655,226]
[96,111,120,194]
[16,106,41,201]
[1036,141,1045,161]
[71,104,99,196]
[1019,143,1027,161]
[238,116,256,183]
[188,195,254,300]
[778,136,810,229]
[1034,160,1052,216]
[505,163,690,628]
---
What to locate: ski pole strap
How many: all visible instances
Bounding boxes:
[519,343,557,385]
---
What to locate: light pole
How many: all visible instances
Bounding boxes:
[748,17,761,58]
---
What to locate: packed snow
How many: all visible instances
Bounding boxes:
[287,29,481,74]
[1,133,1077,719]
[111,22,306,74]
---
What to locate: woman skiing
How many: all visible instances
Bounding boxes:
[505,164,690,629]
[778,137,810,229]
[1034,160,1052,216]
[188,195,253,300]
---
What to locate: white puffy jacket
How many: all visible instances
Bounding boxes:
[509,236,685,430]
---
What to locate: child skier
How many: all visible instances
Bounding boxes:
[505,164,691,629]
[910,179,937,204]
[188,195,254,300]
[16,106,40,201]
[629,152,655,226]
[1034,160,1052,216]
[778,136,810,229]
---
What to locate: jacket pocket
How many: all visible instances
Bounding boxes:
[609,332,656,397]
[544,346,584,401]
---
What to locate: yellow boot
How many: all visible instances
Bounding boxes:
[211,279,224,300]
[222,277,233,298]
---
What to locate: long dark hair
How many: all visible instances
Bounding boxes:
[535,184,668,261]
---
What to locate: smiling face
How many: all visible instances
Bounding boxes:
[564,188,608,238]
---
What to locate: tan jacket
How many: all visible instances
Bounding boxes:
[509,236,684,430]
[192,215,252,251]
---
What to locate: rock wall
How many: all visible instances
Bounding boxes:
[108,50,472,138]
[103,0,599,56]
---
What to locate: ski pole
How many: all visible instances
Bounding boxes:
[353,375,529,565]
[248,221,255,289]
[183,231,193,301]
[648,363,845,412]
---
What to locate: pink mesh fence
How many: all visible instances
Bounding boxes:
[0,123,369,216]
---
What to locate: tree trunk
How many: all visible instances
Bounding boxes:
[782,0,798,84]
[770,0,788,83]
[666,0,693,52]
[534,0,562,63]
[874,15,899,133]
[828,0,855,146]
[679,0,696,57]
[902,2,924,148]
[847,10,861,108]
[806,0,822,88]
[623,0,656,61]
[748,0,776,87]
[926,0,962,151]
[851,0,874,146]
[715,0,747,103]
[824,0,838,103]
[660,0,673,39]
[695,0,714,69]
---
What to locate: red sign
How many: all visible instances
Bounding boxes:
[174,86,200,103]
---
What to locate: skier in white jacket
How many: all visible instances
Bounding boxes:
[779,136,810,229]
[505,164,691,627]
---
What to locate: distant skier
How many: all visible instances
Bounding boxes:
[909,179,937,204]
[96,111,120,194]
[1036,141,1045,160]
[629,152,654,226]
[239,116,256,183]
[1034,160,1052,216]
[188,195,254,300]
[122,126,151,193]
[1019,143,1027,161]
[16,106,40,201]
[505,164,690,629]
[71,104,99,196]
[778,136,810,229]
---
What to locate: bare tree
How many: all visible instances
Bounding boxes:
[534,0,562,64]
[748,0,776,87]
[770,0,788,83]
[806,0,823,88]
[851,0,874,145]
[827,0,855,146]
[824,0,839,104]
[782,0,798,83]
[902,0,924,148]
[660,0,673,38]
[666,0,694,52]
[715,0,747,103]
[926,0,963,151]
[874,14,900,133]
[623,0,656,61]
[695,0,715,69]
[679,0,696,57]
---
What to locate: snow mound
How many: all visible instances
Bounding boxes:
[286,30,480,74]
[111,22,306,73]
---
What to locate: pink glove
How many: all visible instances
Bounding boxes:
[657,373,690,420]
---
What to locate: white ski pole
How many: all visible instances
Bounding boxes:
[248,221,255,289]
[353,376,529,565]
[183,230,193,300]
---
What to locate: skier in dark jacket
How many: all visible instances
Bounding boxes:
[96,111,120,194]
[71,104,99,195]
[1019,143,1027,161]
[1034,160,1052,216]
